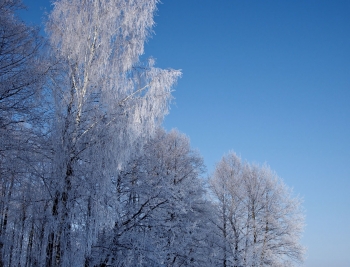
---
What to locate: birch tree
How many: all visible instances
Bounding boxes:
[210,152,305,267]
[42,0,180,266]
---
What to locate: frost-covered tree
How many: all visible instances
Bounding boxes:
[0,1,48,266]
[43,0,180,266]
[0,0,44,183]
[209,152,305,267]
[90,129,215,267]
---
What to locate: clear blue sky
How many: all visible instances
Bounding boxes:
[21,1,350,266]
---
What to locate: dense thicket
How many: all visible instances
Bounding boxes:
[0,0,305,266]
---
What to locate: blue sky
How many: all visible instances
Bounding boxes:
[21,1,350,266]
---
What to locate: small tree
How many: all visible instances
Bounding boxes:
[210,152,305,267]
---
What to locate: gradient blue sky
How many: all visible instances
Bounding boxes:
[21,1,350,266]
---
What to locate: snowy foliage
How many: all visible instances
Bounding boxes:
[0,0,305,266]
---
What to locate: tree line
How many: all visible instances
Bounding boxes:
[0,0,305,266]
